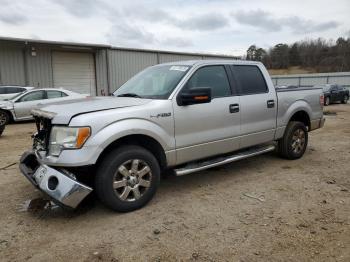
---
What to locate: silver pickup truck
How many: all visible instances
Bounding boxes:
[19,60,325,212]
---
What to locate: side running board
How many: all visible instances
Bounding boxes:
[174,144,275,176]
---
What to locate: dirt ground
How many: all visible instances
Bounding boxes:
[0,104,349,262]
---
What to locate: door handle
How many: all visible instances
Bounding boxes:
[229,103,239,113]
[267,100,275,108]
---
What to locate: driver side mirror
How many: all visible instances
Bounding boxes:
[177,87,212,106]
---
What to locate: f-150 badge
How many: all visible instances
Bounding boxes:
[150,113,171,118]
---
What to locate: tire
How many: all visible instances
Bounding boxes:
[0,110,10,125]
[324,96,330,106]
[95,145,160,212]
[342,95,348,104]
[278,121,308,160]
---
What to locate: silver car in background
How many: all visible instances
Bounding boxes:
[0,86,34,101]
[0,88,87,124]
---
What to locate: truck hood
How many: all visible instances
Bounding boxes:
[31,96,151,124]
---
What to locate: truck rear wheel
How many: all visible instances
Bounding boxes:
[95,145,160,212]
[278,121,308,160]
[342,95,348,104]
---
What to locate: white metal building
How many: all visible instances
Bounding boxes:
[271,72,350,89]
[0,37,237,96]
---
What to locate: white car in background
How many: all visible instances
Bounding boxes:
[0,88,87,124]
[0,86,34,101]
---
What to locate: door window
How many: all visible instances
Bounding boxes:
[233,65,268,95]
[18,91,45,102]
[47,90,67,99]
[185,66,231,98]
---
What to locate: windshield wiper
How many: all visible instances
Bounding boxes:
[117,93,141,98]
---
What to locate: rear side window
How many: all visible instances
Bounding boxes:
[47,90,67,99]
[185,65,231,98]
[233,65,268,95]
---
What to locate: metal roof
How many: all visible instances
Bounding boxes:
[0,36,239,58]
[109,46,238,58]
[0,36,110,48]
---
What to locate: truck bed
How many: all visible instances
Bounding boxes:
[275,87,323,138]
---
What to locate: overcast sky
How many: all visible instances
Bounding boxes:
[0,0,349,56]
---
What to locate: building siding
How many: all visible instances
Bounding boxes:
[0,42,26,85]
[26,44,53,88]
[95,49,109,95]
[203,55,233,60]
[0,38,238,94]
[108,49,158,91]
[158,53,202,63]
[271,72,350,89]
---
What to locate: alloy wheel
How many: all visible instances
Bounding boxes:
[113,159,152,202]
[291,129,306,154]
[0,112,7,126]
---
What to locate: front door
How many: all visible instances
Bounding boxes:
[13,90,46,119]
[173,65,241,165]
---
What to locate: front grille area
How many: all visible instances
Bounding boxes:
[33,116,52,152]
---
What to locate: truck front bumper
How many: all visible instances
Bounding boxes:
[19,151,92,208]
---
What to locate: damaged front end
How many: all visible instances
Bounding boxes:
[19,111,92,209]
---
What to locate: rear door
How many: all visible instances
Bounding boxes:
[231,65,277,148]
[173,65,241,164]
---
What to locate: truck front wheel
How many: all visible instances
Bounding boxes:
[95,145,160,212]
[0,110,10,125]
[278,121,308,160]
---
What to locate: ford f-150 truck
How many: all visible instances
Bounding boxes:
[19,60,325,212]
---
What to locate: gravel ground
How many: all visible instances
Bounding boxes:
[0,104,349,262]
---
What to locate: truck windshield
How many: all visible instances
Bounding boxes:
[113,65,191,99]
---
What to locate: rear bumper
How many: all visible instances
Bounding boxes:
[19,151,92,208]
[310,117,325,131]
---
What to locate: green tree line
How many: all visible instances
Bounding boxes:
[245,37,350,72]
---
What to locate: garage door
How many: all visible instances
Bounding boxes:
[52,51,96,95]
